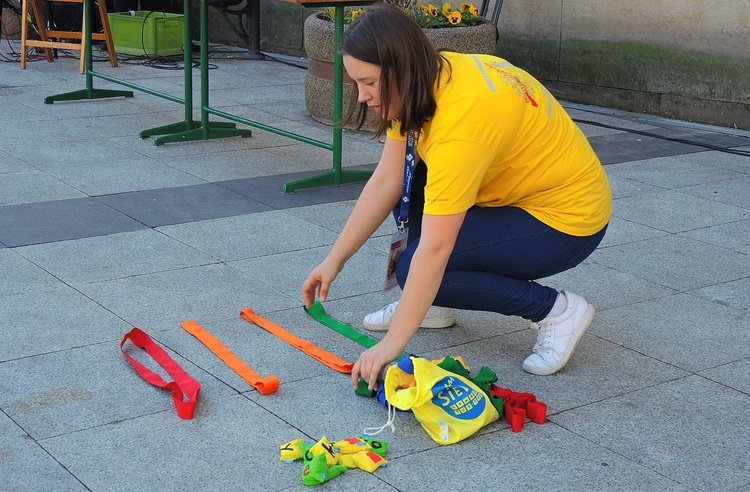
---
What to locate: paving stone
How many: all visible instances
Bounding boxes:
[551,376,750,490]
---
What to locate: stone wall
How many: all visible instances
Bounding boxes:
[200,0,749,129]
[495,0,750,129]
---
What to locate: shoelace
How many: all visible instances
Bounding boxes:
[380,301,399,318]
[531,320,555,354]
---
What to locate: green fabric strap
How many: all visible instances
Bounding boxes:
[304,301,405,362]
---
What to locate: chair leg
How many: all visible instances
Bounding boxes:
[79,1,86,73]
[21,0,55,68]
[20,0,28,67]
[97,0,118,67]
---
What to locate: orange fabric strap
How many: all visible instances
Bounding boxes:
[240,307,354,374]
[180,319,280,395]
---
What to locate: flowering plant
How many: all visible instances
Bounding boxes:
[322,0,483,28]
[406,1,482,28]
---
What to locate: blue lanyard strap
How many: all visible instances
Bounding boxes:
[398,131,418,233]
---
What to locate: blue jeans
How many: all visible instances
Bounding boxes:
[393,163,607,322]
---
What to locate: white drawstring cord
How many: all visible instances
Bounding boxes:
[362,402,396,437]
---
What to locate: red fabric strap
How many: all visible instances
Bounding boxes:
[120,328,201,420]
[490,384,547,432]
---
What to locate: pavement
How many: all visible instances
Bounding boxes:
[1,43,750,492]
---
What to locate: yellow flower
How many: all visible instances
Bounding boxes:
[350,9,362,21]
[459,2,470,12]
[427,3,439,16]
[469,5,479,16]
[447,10,462,24]
[442,2,452,16]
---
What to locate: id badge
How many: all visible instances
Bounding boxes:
[384,228,408,292]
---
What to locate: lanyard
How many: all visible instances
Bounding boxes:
[397,131,418,233]
[121,328,201,419]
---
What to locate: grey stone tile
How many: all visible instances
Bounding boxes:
[606,173,664,199]
[38,158,207,196]
[0,341,235,439]
[594,234,750,291]
[551,376,750,490]
[0,150,36,173]
[575,121,626,138]
[0,248,62,294]
[682,218,750,255]
[699,358,750,394]
[76,109,190,139]
[418,329,690,415]
[605,153,744,189]
[0,171,86,206]
[163,147,317,182]
[589,131,704,165]
[0,197,147,247]
[156,210,338,262]
[97,183,272,227]
[564,106,660,132]
[219,169,371,209]
[539,257,675,312]
[39,395,368,491]
[2,136,148,167]
[319,293,524,358]
[15,230,217,284]
[679,174,750,209]
[76,263,300,331]
[159,311,337,392]
[227,245,386,305]
[0,414,85,491]
[691,276,750,313]
[285,199,358,234]
[612,189,748,233]
[247,372,442,458]
[644,126,750,149]
[379,422,681,490]
[0,284,131,361]
[596,216,668,247]
[590,293,749,372]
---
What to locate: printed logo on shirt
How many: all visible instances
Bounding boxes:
[485,61,539,107]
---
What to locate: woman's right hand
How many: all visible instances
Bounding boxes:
[302,257,344,308]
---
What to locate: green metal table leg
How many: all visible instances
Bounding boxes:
[45,0,133,104]
[139,0,251,145]
[150,0,252,146]
[283,5,372,193]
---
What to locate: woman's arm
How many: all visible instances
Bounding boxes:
[302,136,407,307]
[351,210,466,388]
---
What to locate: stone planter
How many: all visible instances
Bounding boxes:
[304,13,498,128]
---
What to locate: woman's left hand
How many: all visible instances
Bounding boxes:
[351,338,405,390]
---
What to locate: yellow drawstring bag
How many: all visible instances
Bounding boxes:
[384,356,499,445]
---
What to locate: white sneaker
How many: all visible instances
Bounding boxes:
[522,291,595,376]
[363,301,456,332]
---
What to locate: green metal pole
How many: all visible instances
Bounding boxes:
[183,0,194,128]
[44,0,133,103]
[332,5,344,184]
[201,0,210,139]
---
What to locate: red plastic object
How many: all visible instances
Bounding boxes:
[490,384,547,432]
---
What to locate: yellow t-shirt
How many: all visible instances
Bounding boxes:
[386,52,612,236]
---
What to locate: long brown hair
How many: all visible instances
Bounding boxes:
[341,2,447,136]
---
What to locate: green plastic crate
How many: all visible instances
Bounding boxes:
[107,11,184,57]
